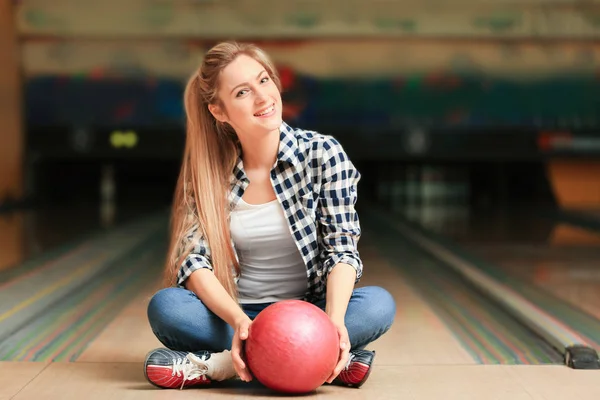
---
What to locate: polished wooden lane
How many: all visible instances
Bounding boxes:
[404,206,600,324]
[78,238,477,366]
[2,208,598,399]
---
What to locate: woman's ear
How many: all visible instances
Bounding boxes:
[208,104,227,123]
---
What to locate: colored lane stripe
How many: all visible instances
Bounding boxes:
[0,216,168,362]
[0,254,105,324]
[0,240,164,361]
[15,259,144,361]
[0,242,93,290]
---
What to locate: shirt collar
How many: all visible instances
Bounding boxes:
[276,121,300,167]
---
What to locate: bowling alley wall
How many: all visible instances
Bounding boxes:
[17,0,600,131]
[1,1,24,207]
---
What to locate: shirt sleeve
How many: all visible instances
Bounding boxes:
[317,136,363,282]
[176,215,214,287]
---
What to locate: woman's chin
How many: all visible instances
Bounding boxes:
[256,115,282,131]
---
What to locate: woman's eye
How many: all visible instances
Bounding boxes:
[260,77,269,83]
[236,89,248,97]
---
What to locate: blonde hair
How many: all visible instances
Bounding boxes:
[164,41,282,298]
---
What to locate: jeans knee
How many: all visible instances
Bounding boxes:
[147,287,188,330]
[360,286,396,330]
[147,287,232,352]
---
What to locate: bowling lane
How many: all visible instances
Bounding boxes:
[399,204,600,323]
[362,215,564,365]
[71,218,565,367]
[0,198,167,274]
[76,230,478,366]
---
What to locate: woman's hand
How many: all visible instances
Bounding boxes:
[231,316,253,382]
[326,320,351,383]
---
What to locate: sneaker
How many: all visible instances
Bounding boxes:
[145,348,213,389]
[334,350,375,388]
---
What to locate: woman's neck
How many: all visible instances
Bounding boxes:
[238,128,280,171]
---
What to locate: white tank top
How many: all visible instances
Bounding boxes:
[230,197,308,304]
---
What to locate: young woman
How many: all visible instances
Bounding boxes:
[144,41,396,390]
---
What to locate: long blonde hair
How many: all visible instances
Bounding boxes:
[163,41,282,299]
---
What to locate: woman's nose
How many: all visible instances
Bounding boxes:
[254,88,269,103]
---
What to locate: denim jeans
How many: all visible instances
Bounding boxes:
[147,286,396,353]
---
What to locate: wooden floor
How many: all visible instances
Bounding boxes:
[1,243,599,399]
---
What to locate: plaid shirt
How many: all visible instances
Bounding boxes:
[178,121,363,302]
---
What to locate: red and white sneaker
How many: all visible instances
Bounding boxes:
[334,350,375,388]
[144,348,236,389]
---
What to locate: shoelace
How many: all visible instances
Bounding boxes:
[170,353,209,390]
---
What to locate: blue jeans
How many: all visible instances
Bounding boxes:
[147,286,396,353]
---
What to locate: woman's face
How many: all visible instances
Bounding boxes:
[210,54,282,139]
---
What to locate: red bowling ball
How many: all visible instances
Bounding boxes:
[244,300,340,393]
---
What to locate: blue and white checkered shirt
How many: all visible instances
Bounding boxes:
[178,121,363,302]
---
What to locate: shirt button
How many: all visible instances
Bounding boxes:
[317,270,323,277]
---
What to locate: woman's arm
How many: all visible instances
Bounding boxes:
[186,269,247,327]
[178,224,245,326]
[325,262,356,324]
[323,262,356,382]
[185,269,253,381]
[177,224,253,381]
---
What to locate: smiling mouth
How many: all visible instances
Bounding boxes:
[254,104,275,117]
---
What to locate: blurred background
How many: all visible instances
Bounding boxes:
[3,0,600,265]
[4,0,600,252]
[2,1,600,365]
